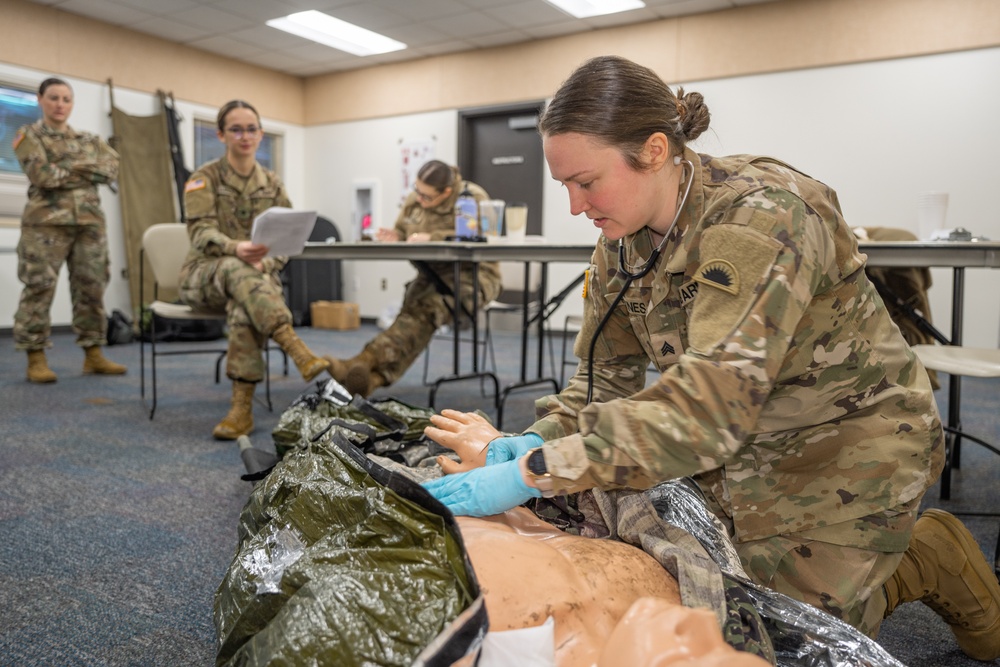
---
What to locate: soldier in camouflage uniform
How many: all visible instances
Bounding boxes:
[13,77,126,383]
[326,160,502,397]
[181,100,329,440]
[423,56,999,662]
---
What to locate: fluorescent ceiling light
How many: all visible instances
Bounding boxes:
[266,11,406,57]
[544,0,645,18]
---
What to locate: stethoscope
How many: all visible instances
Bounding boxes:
[585,157,695,403]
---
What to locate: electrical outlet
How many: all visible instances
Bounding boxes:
[381,278,388,291]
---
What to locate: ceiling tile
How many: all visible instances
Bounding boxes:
[481,1,567,29]
[584,6,659,28]
[227,24,316,51]
[166,5,256,32]
[646,0,732,17]
[128,15,214,42]
[112,0,201,14]
[280,41,359,61]
[456,0,524,9]
[186,34,267,60]
[522,19,585,40]
[239,50,313,70]
[429,11,510,39]
[364,0,469,22]
[200,0,305,23]
[55,0,154,25]
[21,0,785,77]
[381,22,454,49]
[474,30,535,48]
[320,2,413,31]
[416,38,480,56]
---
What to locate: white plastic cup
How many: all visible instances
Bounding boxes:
[505,203,528,244]
[917,192,949,241]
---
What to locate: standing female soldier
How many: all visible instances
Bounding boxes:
[13,77,126,382]
[327,160,502,397]
[182,100,328,440]
[423,56,999,661]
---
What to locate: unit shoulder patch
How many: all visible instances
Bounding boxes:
[12,129,25,150]
[695,259,740,296]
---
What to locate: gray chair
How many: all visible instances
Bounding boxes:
[911,343,1000,575]
[139,223,285,419]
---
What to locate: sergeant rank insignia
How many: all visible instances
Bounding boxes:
[695,259,739,296]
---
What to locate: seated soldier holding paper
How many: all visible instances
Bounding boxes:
[180,99,329,440]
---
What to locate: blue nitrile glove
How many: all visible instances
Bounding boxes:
[486,433,543,466]
[422,459,542,517]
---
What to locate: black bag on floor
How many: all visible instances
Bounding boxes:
[106,309,135,345]
[140,308,226,342]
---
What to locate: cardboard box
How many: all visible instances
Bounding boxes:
[311,301,360,330]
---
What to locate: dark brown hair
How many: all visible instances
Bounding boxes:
[538,55,711,170]
[38,78,71,96]
[416,160,454,191]
[216,100,260,132]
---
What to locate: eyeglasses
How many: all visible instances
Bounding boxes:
[414,185,442,203]
[225,126,261,139]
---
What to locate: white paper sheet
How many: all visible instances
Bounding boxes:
[478,616,555,667]
[250,207,317,257]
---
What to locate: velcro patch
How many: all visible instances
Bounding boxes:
[12,129,25,150]
[678,279,699,307]
[695,259,740,295]
[184,178,206,193]
[687,224,781,353]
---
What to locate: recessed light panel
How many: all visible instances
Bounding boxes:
[266,11,406,57]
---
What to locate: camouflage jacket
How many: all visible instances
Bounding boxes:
[13,120,118,227]
[182,158,292,275]
[393,170,500,288]
[532,148,944,543]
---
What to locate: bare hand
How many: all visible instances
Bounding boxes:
[375,228,401,242]
[407,232,431,243]
[425,409,502,474]
[236,240,268,265]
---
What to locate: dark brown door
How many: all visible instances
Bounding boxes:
[458,102,546,236]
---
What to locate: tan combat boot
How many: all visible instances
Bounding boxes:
[883,509,1000,661]
[83,346,127,375]
[271,323,330,382]
[344,349,385,398]
[26,350,57,383]
[213,380,256,440]
[324,355,352,386]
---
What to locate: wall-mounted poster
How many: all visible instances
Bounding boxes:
[400,138,435,206]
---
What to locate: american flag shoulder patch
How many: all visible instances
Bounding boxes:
[184,178,206,193]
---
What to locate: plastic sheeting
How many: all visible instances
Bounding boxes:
[647,481,906,667]
[215,425,484,666]
[218,380,908,667]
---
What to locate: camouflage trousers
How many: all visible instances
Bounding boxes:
[14,225,110,351]
[697,472,921,638]
[361,269,501,386]
[180,256,291,383]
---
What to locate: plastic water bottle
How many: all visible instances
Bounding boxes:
[454,185,479,239]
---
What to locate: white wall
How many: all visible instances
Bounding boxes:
[302,110,460,318]
[5,45,998,347]
[686,47,1000,347]
[0,61,305,330]
[310,47,1000,346]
